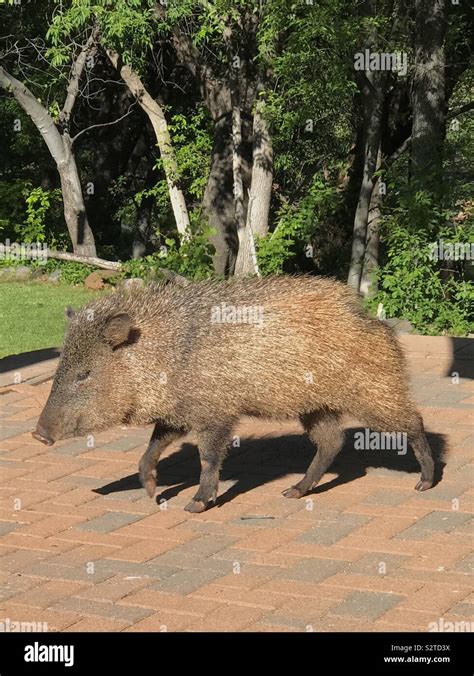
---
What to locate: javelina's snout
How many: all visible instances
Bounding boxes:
[32,422,54,446]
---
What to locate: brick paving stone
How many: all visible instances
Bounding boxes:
[11,580,87,608]
[275,541,366,562]
[17,515,85,537]
[120,589,219,616]
[190,584,289,611]
[168,534,238,557]
[75,575,151,602]
[123,611,196,632]
[149,567,228,594]
[296,513,372,545]
[0,548,55,572]
[363,490,412,506]
[0,574,43,602]
[103,489,144,502]
[96,437,146,452]
[258,614,314,630]
[0,603,81,631]
[93,558,179,580]
[448,603,474,618]
[397,583,472,613]
[113,523,197,543]
[453,553,474,574]
[329,590,403,620]
[28,501,107,521]
[258,578,348,601]
[0,521,19,536]
[0,422,35,441]
[64,617,131,632]
[376,608,442,630]
[279,558,346,583]
[76,511,144,533]
[47,544,117,567]
[103,539,178,562]
[50,596,154,623]
[395,511,472,540]
[187,604,266,632]
[342,552,409,575]
[19,562,114,583]
[0,533,80,553]
[50,439,96,456]
[208,571,276,591]
[232,528,297,552]
[146,550,234,574]
[321,572,423,595]
[415,483,471,502]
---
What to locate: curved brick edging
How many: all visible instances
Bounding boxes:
[0,348,60,388]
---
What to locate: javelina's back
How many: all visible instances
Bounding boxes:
[102,275,412,431]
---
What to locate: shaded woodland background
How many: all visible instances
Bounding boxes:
[0,0,472,335]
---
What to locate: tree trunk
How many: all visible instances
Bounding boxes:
[133,192,154,259]
[359,149,382,297]
[347,70,384,290]
[202,113,239,275]
[0,66,97,256]
[411,0,447,188]
[246,98,273,239]
[234,97,273,276]
[57,134,97,256]
[106,49,190,239]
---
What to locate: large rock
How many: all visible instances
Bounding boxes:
[385,318,415,334]
[0,266,16,279]
[84,269,120,290]
[13,265,32,280]
[47,269,62,283]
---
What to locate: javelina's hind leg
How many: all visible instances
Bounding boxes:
[411,427,435,492]
[283,411,344,499]
[139,423,185,498]
[184,423,233,514]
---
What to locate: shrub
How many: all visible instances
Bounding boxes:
[369,191,474,335]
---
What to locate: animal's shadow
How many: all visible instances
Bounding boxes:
[96,427,447,507]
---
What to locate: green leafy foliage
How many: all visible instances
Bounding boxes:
[257,175,342,275]
[23,187,62,243]
[369,191,474,335]
[121,227,215,281]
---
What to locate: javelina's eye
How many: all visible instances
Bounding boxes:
[75,371,91,385]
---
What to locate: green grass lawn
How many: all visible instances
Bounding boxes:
[0,281,105,359]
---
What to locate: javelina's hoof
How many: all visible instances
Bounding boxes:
[143,477,157,498]
[282,486,304,499]
[139,467,157,498]
[415,479,433,492]
[184,499,209,513]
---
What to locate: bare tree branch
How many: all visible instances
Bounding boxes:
[106,47,190,237]
[447,101,474,118]
[71,100,137,143]
[46,252,191,287]
[382,100,473,170]
[58,25,99,129]
[47,251,121,270]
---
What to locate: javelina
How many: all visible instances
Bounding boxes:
[33,276,434,513]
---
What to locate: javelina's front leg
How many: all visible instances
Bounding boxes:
[184,424,233,513]
[139,423,184,498]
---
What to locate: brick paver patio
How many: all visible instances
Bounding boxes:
[0,335,472,632]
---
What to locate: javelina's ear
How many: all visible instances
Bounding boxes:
[65,306,75,320]
[103,313,132,348]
